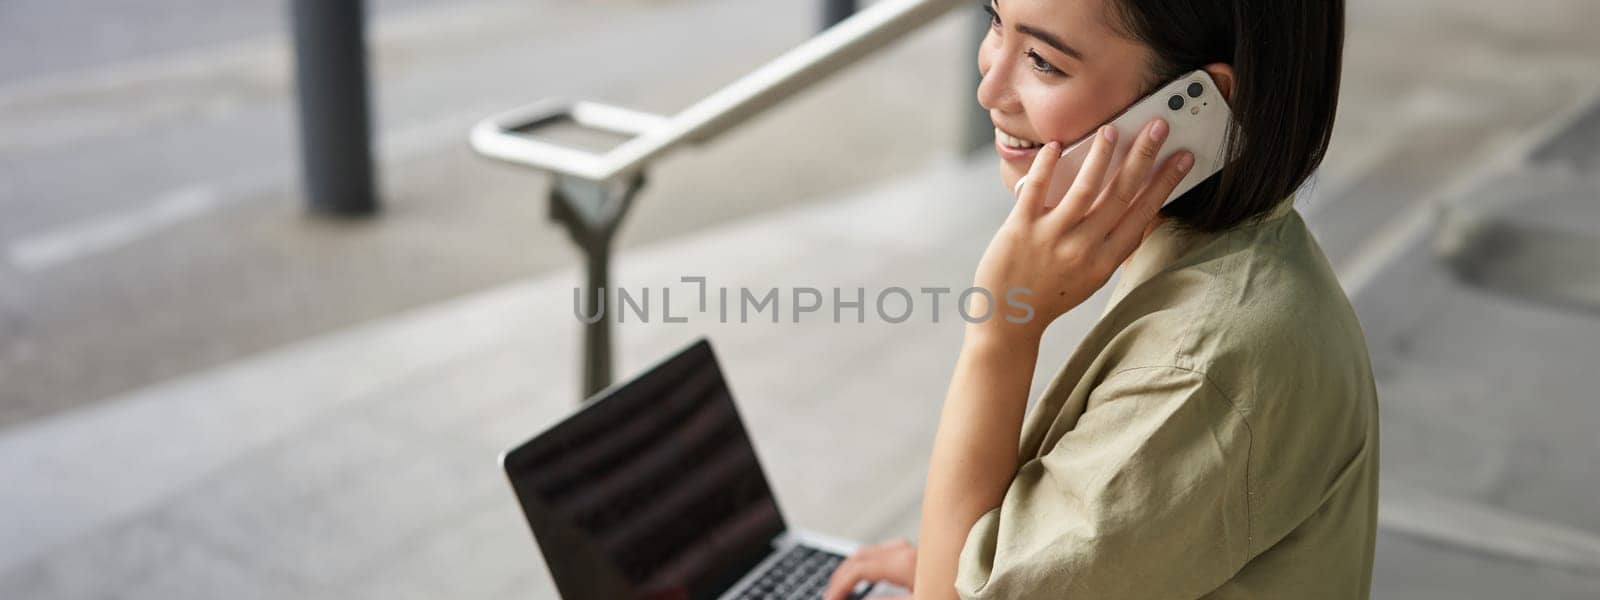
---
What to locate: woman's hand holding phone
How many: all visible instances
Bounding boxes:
[970,117,1194,343]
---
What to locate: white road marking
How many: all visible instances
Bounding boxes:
[6,184,219,272]
[1380,479,1600,573]
[3,98,514,274]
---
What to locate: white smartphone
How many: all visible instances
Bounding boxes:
[1023,69,1233,210]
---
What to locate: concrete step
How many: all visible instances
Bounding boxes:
[1351,89,1600,588]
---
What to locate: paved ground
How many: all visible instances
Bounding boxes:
[3,0,1600,598]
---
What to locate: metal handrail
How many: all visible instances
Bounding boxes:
[470,0,965,184]
[470,0,969,399]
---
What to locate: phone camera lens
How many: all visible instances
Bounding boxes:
[1168,95,1185,111]
[1187,82,1204,98]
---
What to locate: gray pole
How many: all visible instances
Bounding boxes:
[549,174,645,401]
[290,0,379,216]
[963,5,993,155]
[821,0,858,30]
[581,239,613,397]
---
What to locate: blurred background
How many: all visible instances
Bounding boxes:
[2,0,1598,597]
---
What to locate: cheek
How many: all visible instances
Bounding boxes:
[1027,94,1101,146]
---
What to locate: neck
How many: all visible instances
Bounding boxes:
[1142,214,1167,242]
[1124,214,1166,269]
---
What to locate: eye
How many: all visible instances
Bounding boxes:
[981,1,1000,30]
[1024,49,1062,75]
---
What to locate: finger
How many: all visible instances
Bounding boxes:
[1105,150,1193,259]
[1010,140,1063,221]
[1085,118,1169,233]
[823,557,881,600]
[823,580,877,600]
[1044,124,1117,230]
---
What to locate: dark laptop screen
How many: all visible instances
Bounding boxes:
[502,339,788,600]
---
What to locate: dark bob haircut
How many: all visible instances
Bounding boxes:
[1108,0,1344,233]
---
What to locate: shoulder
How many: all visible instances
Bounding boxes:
[1083,211,1379,489]
[1098,210,1373,402]
[1079,212,1381,555]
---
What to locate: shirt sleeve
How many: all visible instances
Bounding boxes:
[955,365,1253,599]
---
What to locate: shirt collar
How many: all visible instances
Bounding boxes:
[1100,194,1297,317]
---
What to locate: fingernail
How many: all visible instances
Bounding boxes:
[1149,119,1169,142]
[1177,152,1194,173]
[1101,126,1117,143]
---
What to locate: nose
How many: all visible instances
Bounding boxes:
[975,37,1017,114]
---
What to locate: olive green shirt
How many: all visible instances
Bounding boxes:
[956,199,1380,599]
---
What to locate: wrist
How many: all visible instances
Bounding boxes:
[962,319,1044,355]
[960,289,1047,348]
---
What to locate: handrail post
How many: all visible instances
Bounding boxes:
[550,174,647,399]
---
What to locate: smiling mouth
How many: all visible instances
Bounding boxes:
[994,127,1043,149]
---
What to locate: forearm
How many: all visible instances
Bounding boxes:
[913,325,1040,600]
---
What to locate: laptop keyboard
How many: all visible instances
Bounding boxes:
[731,545,854,599]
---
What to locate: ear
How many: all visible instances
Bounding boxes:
[1201,62,1236,104]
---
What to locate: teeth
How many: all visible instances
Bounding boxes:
[995,127,1042,149]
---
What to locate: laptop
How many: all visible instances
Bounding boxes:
[500,337,880,600]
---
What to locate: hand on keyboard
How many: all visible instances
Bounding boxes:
[822,539,916,600]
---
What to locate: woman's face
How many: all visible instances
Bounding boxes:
[977,0,1159,192]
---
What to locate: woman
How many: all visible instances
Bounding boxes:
[825,0,1377,598]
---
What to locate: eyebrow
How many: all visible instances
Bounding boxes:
[993,0,1087,62]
